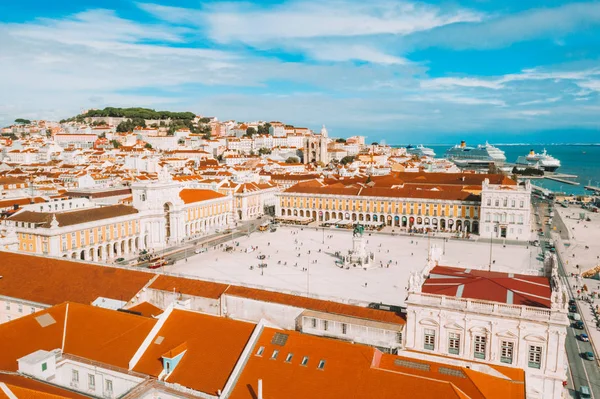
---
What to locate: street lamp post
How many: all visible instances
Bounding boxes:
[489,221,498,272]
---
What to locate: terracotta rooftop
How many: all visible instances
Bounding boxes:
[9,204,139,228]
[149,275,229,299]
[178,188,226,204]
[224,285,405,325]
[229,327,523,399]
[126,301,164,318]
[0,302,156,371]
[0,374,90,399]
[134,309,255,395]
[0,251,153,306]
[422,266,552,308]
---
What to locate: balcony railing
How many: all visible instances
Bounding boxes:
[407,292,567,323]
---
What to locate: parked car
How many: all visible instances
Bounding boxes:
[569,305,578,313]
[579,334,589,342]
[574,321,585,329]
[583,351,595,361]
[116,258,125,263]
[569,299,576,306]
[580,385,592,399]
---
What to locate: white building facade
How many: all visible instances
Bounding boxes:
[480,178,532,241]
[404,267,569,399]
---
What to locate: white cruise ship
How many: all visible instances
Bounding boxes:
[406,144,436,158]
[518,149,561,172]
[445,141,506,166]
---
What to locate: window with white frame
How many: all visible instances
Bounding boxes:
[448,332,460,355]
[501,341,514,364]
[342,323,347,334]
[424,329,435,350]
[88,374,95,389]
[311,318,317,328]
[528,345,542,369]
[72,369,79,383]
[474,335,486,359]
[323,320,329,331]
[105,379,113,392]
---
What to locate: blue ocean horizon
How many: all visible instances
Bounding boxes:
[390,143,600,196]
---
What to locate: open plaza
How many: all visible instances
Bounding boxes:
[169,225,543,306]
[554,205,600,275]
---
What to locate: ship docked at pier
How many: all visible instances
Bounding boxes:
[516,149,561,172]
[445,141,506,167]
[406,144,436,157]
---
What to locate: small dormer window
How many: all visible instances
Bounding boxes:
[271,350,279,360]
[317,360,325,370]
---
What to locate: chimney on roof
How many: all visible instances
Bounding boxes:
[13,204,19,210]
[258,379,263,399]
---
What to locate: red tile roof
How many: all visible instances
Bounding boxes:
[224,286,405,325]
[126,301,164,318]
[149,275,229,299]
[178,189,226,204]
[0,374,90,399]
[229,327,523,399]
[422,266,552,308]
[134,309,255,395]
[0,251,154,306]
[0,302,156,371]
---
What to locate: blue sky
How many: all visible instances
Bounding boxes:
[1,0,600,143]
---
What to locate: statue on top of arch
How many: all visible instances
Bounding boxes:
[158,165,173,182]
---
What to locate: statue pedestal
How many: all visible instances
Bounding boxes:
[343,235,374,270]
[352,236,366,258]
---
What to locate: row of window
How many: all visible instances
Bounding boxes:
[255,347,325,370]
[306,317,403,344]
[485,213,525,224]
[282,198,474,214]
[5,302,36,314]
[72,370,113,392]
[423,330,542,369]
[486,198,525,208]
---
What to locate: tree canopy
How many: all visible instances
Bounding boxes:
[335,138,346,143]
[83,107,195,120]
[256,122,271,135]
[285,156,300,163]
[340,155,356,165]
[116,117,146,132]
[258,147,272,155]
[14,118,31,125]
[245,127,257,137]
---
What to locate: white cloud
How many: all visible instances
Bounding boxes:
[420,77,504,90]
[517,110,552,116]
[296,43,409,65]
[409,2,600,50]
[407,92,506,106]
[517,97,562,106]
[140,1,482,43]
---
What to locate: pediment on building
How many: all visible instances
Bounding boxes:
[419,318,439,327]
[496,330,519,339]
[468,325,490,334]
[444,322,463,330]
[523,334,546,343]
